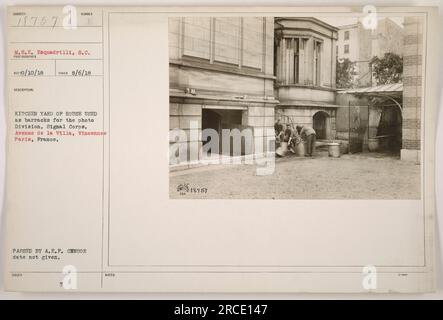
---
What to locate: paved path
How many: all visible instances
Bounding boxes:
[170,152,421,199]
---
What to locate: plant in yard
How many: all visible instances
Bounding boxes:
[336,58,357,89]
[370,52,403,85]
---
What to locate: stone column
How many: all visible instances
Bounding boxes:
[401,16,423,163]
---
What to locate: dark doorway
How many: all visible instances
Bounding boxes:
[202,109,222,135]
[202,109,222,154]
[313,111,329,140]
[202,108,246,155]
[377,106,402,154]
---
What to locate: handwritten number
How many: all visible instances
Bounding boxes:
[15,15,60,28]
[52,16,58,29]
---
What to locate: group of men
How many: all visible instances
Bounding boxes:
[274,119,317,157]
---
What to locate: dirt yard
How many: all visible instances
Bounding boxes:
[169,151,421,199]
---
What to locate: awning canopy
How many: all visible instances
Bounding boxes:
[337,83,403,96]
[277,100,340,108]
[337,83,403,111]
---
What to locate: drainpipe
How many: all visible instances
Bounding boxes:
[367,101,370,150]
[348,101,351,151]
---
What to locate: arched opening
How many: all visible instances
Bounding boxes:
[313,111,330,140]
[377,106,403,154]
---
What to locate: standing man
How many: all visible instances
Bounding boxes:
[296,125,317,157]
[274,119,284,147]
[284,124,293,142]
[274,119,283,136]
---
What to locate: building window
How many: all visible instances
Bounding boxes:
[277,37,325,86]
[344,44,349,54]
[242,17,264,69]
[313,40,322,86]
[294,40,300,83]
[344,30,350,40]
[214,17,241,65]
[178,17,265,71]
[284,38,300,84]
[182,17,211,60]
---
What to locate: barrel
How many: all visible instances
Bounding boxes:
[368,138,379,152]
[328,142,341,158]
[294,141,305,156]
[276,142,288,157]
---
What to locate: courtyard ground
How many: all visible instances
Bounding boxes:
[169,151,421,199]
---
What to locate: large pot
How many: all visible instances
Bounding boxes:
[294,141,305,156]
[276,142,288,157]
[368,138,379,152]
[328,142,341,158]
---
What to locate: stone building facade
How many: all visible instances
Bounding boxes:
[336,22,372,87]
[333,16,423,162]
[169,16,423,166]
[401,16,423,163]
[274,18,339,140]
[337,18,404,87]
[169,17,277,165]
[371,18,405,58]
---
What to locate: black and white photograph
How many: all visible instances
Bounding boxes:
[169,14,423,199]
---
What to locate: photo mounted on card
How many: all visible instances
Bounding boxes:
[3,6,438,293]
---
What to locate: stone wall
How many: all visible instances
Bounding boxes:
[169,100,277,165]
[169,102,202,164]
[401,16,423,163]
[372,18,405,58]
[169,17,277,168]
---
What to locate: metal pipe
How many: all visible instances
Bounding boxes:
[348,100,351,152]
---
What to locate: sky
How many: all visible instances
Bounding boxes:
[318,16,404,29]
